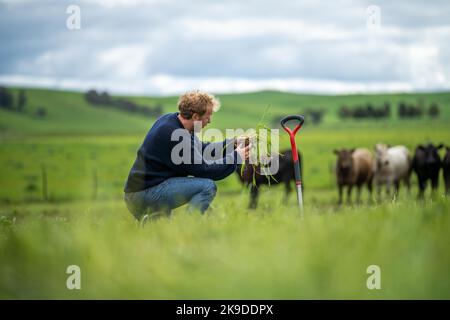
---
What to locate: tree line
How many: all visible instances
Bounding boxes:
[272,109,326,126]
[0,86,26,112]
[0,86,47,118]
[338,101,440,120]
[84,89,163,118]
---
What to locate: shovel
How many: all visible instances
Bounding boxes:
[280,115,305,217]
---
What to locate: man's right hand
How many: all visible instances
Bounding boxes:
[234,133,256,148]
[236,144,250,162]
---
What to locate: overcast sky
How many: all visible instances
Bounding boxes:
[1,0,450,95]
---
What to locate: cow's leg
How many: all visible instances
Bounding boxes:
[393,179,400,200]
[385,178,392,198]
[249,185,259,209]
[417,177,426,199]
[347,185,353,205]
[284,180,292,203]
[338,184,343,205]
[431,174,439,197]
[404,176,411,195]
[367,179,373,204]
[356,185,362,204]
[376,177,382,202]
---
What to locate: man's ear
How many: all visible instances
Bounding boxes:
[192,113,201,121]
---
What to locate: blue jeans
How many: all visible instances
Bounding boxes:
[124,177,217,220]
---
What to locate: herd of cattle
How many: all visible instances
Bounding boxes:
[237,144,450,208]
[334,143,449,204]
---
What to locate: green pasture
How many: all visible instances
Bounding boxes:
[0,87,449,299]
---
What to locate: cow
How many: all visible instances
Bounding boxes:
[236,149,302,209]
[412,143,443,198]
[333,148,374,205]
[442,146,450,196]
[374,144,412,199]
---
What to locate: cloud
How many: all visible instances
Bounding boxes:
[95,45,150,78]
[0,0,450,94]
[0,73,422,95]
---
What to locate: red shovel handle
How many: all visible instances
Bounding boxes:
[280,114,304,167]
[280,115,304,136]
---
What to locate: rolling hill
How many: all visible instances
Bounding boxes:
[1,87,450,137]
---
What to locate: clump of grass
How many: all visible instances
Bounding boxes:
[226,106,282,186]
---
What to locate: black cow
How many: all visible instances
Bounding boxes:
[443,146,450,196]
[236,149,302,208]
[412,143,443,198]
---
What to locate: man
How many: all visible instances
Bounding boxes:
[124,90,249,220]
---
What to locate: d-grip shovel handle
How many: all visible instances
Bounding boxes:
[280,115,305,136]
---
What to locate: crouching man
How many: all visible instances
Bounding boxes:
[124,90,249,220]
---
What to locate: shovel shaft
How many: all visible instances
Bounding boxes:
[296,184,304,218]
[294,159,304,217]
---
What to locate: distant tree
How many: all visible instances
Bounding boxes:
[35,107,47,118]
[428,103,440,118]
[409,103,423,118]
[17,89,27,112]
[0,86,14,110]
[366,103,374,118]
[338,102,391,120]
[398,101,424,119]
[304,109,325,125]
[84,89,163,118]
[115,99,138,113]
[99,91,112,105]
[85,89,100,104]
[353,105,368,119]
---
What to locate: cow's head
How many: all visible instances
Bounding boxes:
[417,143,443,168]
[374,143,390,170]
[334,148,355,175]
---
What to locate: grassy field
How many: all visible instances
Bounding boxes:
[0,87,449,299]
[1,193,449,299]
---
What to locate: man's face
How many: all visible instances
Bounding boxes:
[193,105,213,128]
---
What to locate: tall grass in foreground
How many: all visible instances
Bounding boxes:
[1,190,449,299]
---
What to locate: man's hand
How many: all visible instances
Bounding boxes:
[236,143,250,162]
[234,133,257,148]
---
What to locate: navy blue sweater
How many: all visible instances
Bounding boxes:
[124,113,238,193]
